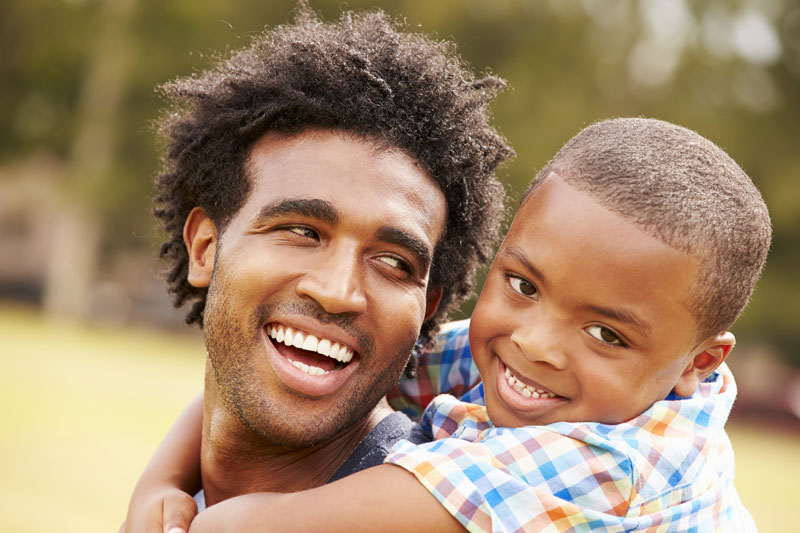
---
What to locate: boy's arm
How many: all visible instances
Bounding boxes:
[188,464,463,533]
[124,392,204,533]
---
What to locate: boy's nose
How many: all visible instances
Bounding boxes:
[510,321,568,370]
[295,243,368,315]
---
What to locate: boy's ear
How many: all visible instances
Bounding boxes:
[184,207,218,288]
[673,331,736,398]
[424,286,443,322]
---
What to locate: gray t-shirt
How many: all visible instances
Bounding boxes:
[328,411,429,482]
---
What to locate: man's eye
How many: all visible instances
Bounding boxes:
[285,226,318,239]
[586,325,624,346]
[507,275,537,298]
[378,255,411,273]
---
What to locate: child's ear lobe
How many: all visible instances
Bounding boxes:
[184,207,218,288]
[673,331,735,398]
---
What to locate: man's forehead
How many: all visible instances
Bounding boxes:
[246,130,417,184]
[238,129,447,249]
[247,128,407,168]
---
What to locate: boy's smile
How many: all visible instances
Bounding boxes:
[470,173,721,428]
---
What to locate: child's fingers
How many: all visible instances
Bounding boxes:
[162,491,198,533]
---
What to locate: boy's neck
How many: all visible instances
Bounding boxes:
[199,382,391,506]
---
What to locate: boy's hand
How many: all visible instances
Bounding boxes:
[123,487,198,533]
[162,490,198,533]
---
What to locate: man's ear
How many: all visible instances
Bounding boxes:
[423,286,443,322]
[673,331,735,398]
[183,207,217,288]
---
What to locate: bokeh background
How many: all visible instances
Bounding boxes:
[2,0,798,531]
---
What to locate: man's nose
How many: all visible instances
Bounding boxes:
[509,317,568,370]
[295,243,368,315]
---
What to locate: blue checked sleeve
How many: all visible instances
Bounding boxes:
[385,365,755,532]
[386,396,635,532]
[387,319,481,420]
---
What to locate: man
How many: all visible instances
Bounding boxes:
[128,4,512,523]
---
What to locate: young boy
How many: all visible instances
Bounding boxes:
[127,118,768,532]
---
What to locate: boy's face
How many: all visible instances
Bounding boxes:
[470,173,710,427]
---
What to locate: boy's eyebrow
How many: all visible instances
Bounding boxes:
[584,304,651,338]
[254,198,338,224]
[501,245,652,338]
[501,245,547,286]
[376,226,432,272]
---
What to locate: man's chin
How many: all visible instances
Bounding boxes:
[237,393,381,448]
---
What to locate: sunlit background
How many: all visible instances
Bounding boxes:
[2,0,799,531]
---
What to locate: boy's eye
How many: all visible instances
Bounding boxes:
[586,325,624,346]
[507,275,538,298]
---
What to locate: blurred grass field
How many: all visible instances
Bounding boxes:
[1,304,798,532]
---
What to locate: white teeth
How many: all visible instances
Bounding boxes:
[317,338,331,356]
[504,366,556,399]
[290,359,328,376]
[302,335,318,352]
[329,343,341,361]
[334,345,353,364]
[267,324,355,366]
[291,331,305,348]
[328,343,354,363]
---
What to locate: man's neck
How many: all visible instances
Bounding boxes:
[200,379,392,506]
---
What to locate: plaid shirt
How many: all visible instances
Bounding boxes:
[387,319,482,419]
[385,320,755,532]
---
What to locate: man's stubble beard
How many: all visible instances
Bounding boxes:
[202,276,416,448]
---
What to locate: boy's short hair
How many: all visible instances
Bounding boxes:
[524,117,771,341]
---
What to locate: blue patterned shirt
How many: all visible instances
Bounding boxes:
[386,320,755,532]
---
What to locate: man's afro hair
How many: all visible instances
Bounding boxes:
[154,4,514,347]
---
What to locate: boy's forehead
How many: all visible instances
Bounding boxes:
[512,172,702,279]
[506,173,704,347]
[522,171,707,258]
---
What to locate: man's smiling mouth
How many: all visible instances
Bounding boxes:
[267,323,355,376]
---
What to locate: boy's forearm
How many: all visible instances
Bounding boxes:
[124,393,204,532]
[134,391,204,494]
[188,464,464,533]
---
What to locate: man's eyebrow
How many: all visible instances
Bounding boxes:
[501,245,547,287]
[584,304,651,338]
[254,198,339,225]
[376,226,432,272]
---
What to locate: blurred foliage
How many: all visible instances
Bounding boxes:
[1,0,798,363]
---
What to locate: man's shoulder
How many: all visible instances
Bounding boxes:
[327,411,429,483]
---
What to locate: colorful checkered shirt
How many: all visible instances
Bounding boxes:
[385,320,755,532]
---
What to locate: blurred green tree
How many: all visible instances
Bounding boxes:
[1,0,797,363]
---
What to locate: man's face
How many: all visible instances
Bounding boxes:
[470,173,707,427]
[189,130,446,447]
